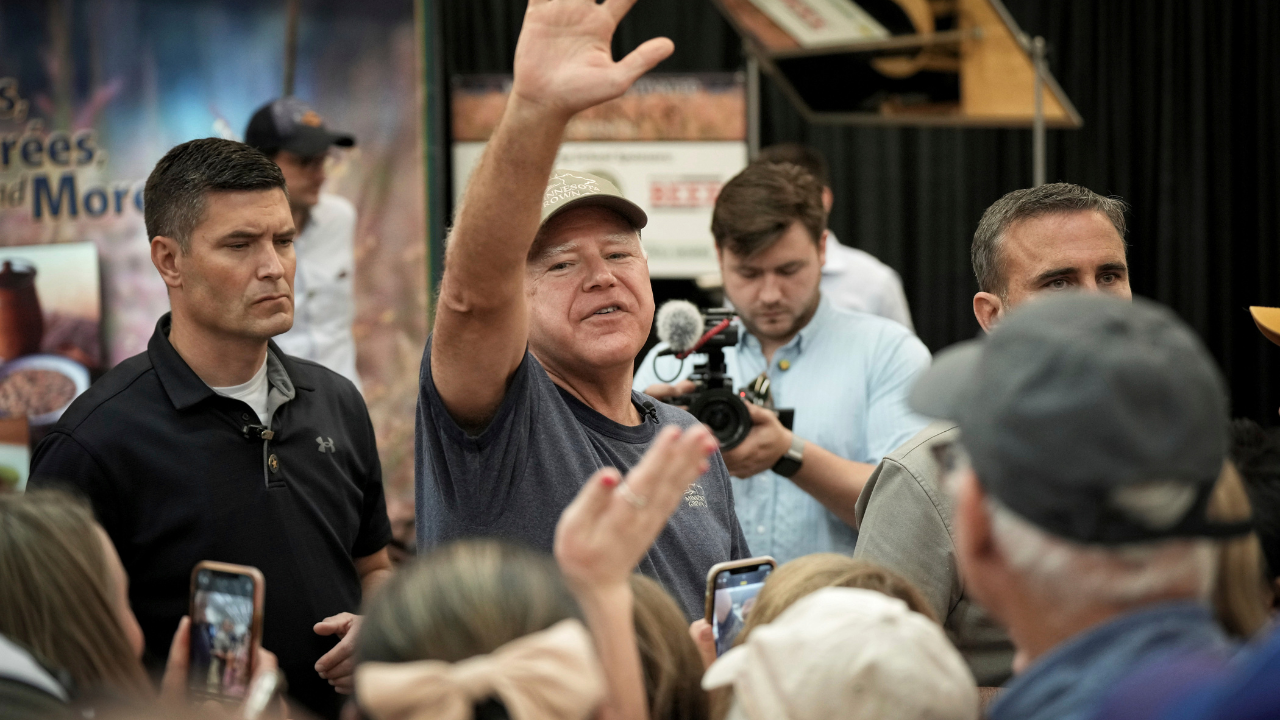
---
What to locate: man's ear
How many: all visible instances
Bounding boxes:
[973,292,1005,333]
[818,230,829,266]
[151,236,184,290]
[955,470,997,568]
[821,186,834,215]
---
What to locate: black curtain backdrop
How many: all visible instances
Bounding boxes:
[440,0,1280,425]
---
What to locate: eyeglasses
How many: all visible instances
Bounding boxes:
[930,440,971,487]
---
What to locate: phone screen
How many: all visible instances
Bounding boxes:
[189,569,257,698]
[711,563,773,655]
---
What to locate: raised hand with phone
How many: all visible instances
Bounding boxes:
[157,561,288,719]
[160,616,286,719]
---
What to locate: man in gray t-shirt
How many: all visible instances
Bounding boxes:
[415,1,747,620]
[418,341,747,618]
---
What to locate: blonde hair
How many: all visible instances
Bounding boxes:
[1209,462,1272,637]
[358,539,582,665]
[0,491,151,700]
[630,575,708,720]
[736,554,936,648]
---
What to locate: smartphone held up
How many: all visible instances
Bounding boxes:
[704,556,775,656]
[188,561,265,702]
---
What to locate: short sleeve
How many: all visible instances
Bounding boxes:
[863,330,932,461]
[416,336,538,528]
[352,410,392,558]
[29,431,121,537]
[853,455,958,623]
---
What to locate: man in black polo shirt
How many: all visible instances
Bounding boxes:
[30,138,391,720]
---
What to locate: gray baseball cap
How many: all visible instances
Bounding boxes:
[540,170,647,230]
[910,293,1246,544]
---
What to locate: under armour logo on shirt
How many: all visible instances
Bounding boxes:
[316,437,335,453]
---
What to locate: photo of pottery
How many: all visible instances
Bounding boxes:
[0,242,98,442]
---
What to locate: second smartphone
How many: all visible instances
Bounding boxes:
[704,556,776,656]
[187,561,265,703]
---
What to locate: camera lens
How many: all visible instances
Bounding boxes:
[689,388,752,451]
[702,403,733,432]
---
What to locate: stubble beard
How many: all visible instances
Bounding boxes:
[740,287,822,345]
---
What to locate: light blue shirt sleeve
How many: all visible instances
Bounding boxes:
[862,329,933,461]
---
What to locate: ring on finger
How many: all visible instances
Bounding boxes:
[617,481,649,509]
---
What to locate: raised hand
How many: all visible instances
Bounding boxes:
[159,616,285,718]
[511,0,675,120]
[554,424,718,720]
[554,424,717,591]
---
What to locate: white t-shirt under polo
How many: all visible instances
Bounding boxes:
[209,359,270,425]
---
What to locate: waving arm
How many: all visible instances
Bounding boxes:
[430,0,673,431]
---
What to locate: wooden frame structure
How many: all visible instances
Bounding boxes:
[713,0,1083,128]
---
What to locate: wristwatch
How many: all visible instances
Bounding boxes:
[771,433,805,477]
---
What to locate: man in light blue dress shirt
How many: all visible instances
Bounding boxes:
[635,161,931,562]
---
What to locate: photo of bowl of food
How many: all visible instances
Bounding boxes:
[0,354,91,427]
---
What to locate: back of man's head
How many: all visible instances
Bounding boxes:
[972,183,1128,297]
[755,144,830,188]
[712,162,824,257]
[1229,419,1280,586]
[912,295,1245,616]
[144,138,286,252]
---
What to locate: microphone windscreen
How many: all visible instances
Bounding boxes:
[656,300,703,353]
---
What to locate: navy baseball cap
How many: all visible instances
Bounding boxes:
[244,97,354,157]
[910,294,1249,544]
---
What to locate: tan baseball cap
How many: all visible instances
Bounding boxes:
[703,587,978,720]
[540,169,648,229]
[1251,307,1280,346]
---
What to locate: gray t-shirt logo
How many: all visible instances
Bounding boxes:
[684,483,709,509]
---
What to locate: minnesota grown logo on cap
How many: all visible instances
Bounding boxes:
[543,171,604,209]
[537,169,648,229]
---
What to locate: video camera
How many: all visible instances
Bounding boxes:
[653,303,793,450]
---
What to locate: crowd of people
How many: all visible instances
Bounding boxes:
[3,1,1280,719]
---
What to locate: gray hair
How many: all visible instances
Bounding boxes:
[971,183,1129,296]
[988,498,1217,612]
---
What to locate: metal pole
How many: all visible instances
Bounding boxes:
[283,0,301,97]
[1031,36,1046,187]
[746,47,761,160]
